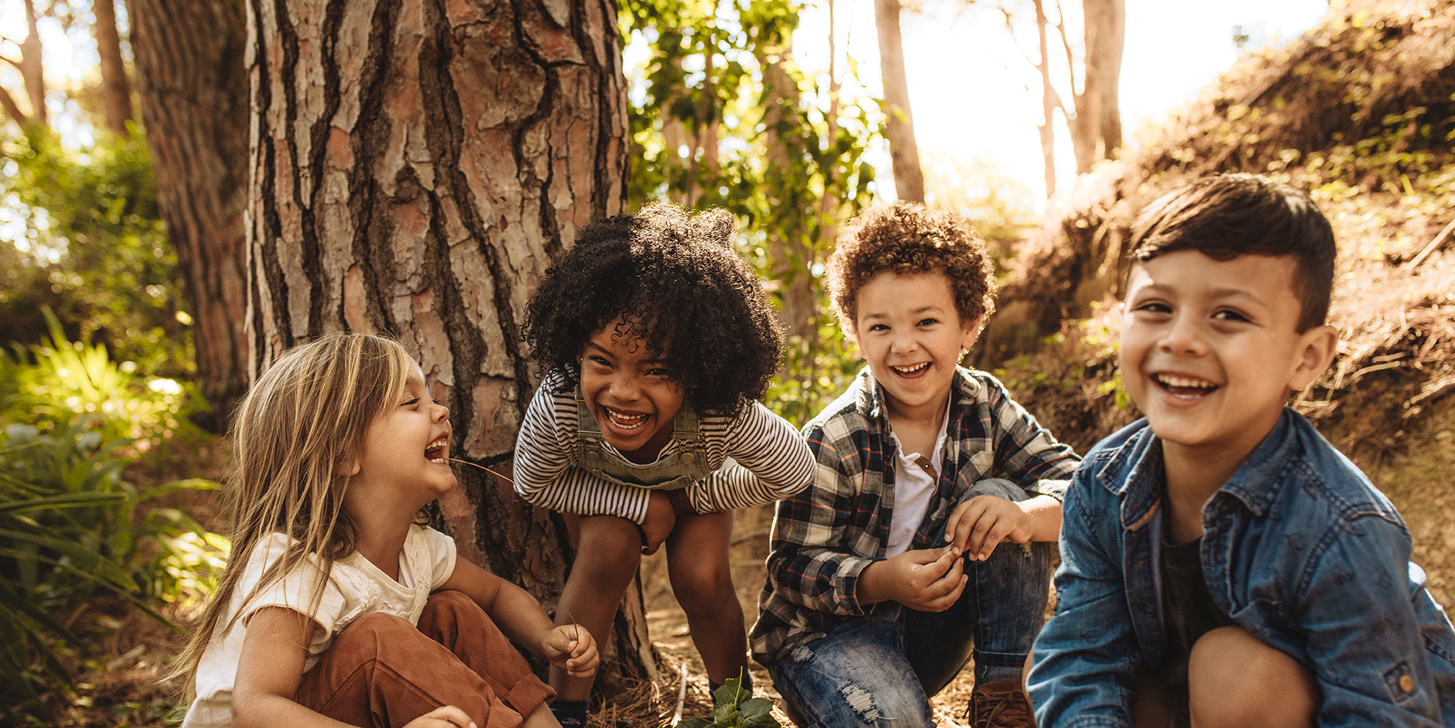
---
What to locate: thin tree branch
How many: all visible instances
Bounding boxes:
[0,84,31,126]
[1053,0,1080,105]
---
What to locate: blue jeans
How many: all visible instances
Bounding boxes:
[767,481,1053,727]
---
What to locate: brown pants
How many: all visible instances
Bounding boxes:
[294,590,556,728]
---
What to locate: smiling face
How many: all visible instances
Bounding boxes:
[579,316,686,463]
[1120,250,1337,461]
[851,270,980,421]
[349,359,455,510]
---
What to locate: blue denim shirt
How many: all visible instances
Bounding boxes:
[1028,409,1455,727]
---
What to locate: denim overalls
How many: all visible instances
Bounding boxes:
[574,389,711,489]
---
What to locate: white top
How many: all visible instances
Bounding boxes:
[885,402,951,557]
[513,370,815,523]
[181,525,457,728]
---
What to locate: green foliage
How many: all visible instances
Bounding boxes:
[672,675,780,728]
[0,126,194,379]
[0,418,224,717]
[621,0,880,425]
[1,307,202,447]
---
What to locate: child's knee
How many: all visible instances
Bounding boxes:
[669,560,736,613]
[1188,626,1317,727]
[573,516,643,583]
[332,612,417,659]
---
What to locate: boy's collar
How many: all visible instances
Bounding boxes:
[856,365,980,424]
[1107,409,1297,519]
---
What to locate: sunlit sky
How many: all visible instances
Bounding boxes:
[0,0,1328,210]
[788,0,1330,206]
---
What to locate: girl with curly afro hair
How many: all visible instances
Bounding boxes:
[513,203,814,725]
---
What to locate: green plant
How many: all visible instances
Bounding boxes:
[672,675,779,728]
[2,307,202,447]
[0,418,223,715]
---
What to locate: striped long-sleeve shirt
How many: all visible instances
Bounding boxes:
[513,370,815,524]
[749,366,1081,664]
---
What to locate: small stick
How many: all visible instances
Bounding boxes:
[448,458,514,484]
[566,612,580,643]
[671,661,688,727]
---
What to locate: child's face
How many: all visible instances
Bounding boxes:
[579,316,685,461]
[1120,250,1336,458]
[350,360,455,508]
[851,270,980,419]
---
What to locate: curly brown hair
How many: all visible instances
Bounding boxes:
[827,203,996,331]
[525,203,783,418]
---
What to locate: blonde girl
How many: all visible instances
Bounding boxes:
[170,333,597,728]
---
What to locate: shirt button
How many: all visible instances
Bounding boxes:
[1400,675,1415,693]
[681,452,695,464]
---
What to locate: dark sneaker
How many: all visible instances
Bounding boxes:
[966,681,1035,728]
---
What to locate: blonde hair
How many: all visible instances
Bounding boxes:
[167,333,411,701]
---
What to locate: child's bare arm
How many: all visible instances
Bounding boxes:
[438,558,598,678]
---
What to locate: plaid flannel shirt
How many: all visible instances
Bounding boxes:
[750,366,1081,665]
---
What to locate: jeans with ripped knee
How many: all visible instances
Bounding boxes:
[766,480,1052,727]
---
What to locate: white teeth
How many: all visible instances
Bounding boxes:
[425,436,449,460]
[892,362,929,374]
[429,457,448,465]
[605,408,647,429]
[1156,374,1216,389]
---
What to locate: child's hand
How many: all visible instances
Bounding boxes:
[873,546,967,611]
[640,490,677,555]
[542,623,599,678]
[403,705,476,728]
[945,495,1035,561]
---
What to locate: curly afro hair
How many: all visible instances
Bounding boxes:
[827,202,996,332]
[525,203,784,418]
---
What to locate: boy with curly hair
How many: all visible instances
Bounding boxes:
[1028,174,1455,727]
[515,203,815,727]
[752,203,1080,727]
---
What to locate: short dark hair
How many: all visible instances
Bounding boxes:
[827,203,995,330]
[1130,174,1335,332]
[524,203,783,417]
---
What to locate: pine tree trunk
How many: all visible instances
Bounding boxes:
[129,0,252,430]
[244,0,651,694]
[873,0,924,203]
[19,0,45,126]
[92,0,133,136]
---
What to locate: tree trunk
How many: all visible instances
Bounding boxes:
[244,0,650,696]
[129,0,252,431]
[1033,0,1056,197]
[873,0,924,202]
[19,0,45,126]
[760,49,815,344]
[1085,0,1124,157]
[1067,0,1124,174]
[92,0,133,136]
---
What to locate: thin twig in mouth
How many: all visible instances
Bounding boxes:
[447,458,514,484]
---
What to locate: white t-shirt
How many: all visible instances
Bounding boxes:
[181,525,457,728]
[885,404,951,558]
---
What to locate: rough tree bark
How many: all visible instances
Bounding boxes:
[873,0,924,202]
[92,0,133,136]
[244,0,651,695]
[129,0,252,428]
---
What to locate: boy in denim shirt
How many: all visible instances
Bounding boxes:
[752,204,1080,727]
[1028,174,1455,727]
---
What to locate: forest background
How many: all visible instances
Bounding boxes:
[0,0,1452,726]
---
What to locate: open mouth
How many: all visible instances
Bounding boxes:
[890,362,930,376]
[1154,373,1219,400]
[604,407,650,432]
[425,435,449,464]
